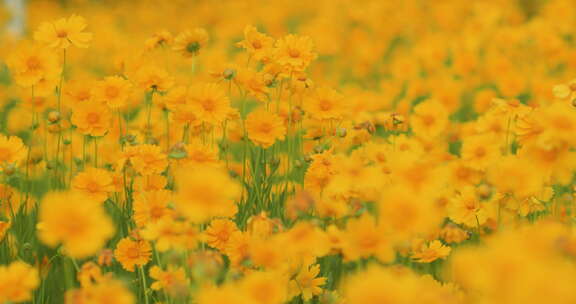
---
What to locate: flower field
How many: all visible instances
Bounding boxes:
[2,0,576,303]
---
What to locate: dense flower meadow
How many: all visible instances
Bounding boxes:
[2,0,576,303]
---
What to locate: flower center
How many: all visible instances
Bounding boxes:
[26,57,41,70]
[126,247,140,259]
[186,42,200,54]
[259,122,272,133]
[252,40,262,49]
[202,99,216,112]
[85,181,100,193]
[106,86,120,98]
[319,100,332,111]
[57,30,68,38]
[86,113,100,124]
[288,48,300,58]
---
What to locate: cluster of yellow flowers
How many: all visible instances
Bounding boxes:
[2,0,576,303]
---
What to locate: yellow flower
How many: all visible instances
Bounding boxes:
[461,134,501,170]
[236,25,275,62]
[487,155,544,197]
[411,239,451,263]
[0,220,10,241]
[275,34,317,71]
[71,102,112,136]
[341,214,394,263]
[173,28,209,57]
[114,237,152,272]
[34,14,93,49]
[93,76,133,108]
[131,144,168,176]
[304,87,345,121]
[71,167,114,203]
[187,83,232,125]
[246,108,286,148]
[204,218,239,251]
[196,284,254,304]
[145,30,173,50]
[133,190,174,228]
[0,261,39,303]
[344,266,460,304]
[289,264,326,301]
[38,191,115,258]
[134,65,174,92]
[241,271,288,304]
[149,266,188,297]
[448,186,488,228]
[235,68,270,102]
[6,42,59,87]
[141,217,196,252]
[0,134,28,172]
[410,99,449,138]
[66,277,135,304]
[174,166,241,223]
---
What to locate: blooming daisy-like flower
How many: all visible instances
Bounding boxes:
[304,86,345,121]
[187,83,232,125]
[174,166,241,223]
[6,43,60,87]
[131,144,168,176]
[34,14,93,49]
[204,218,239,251]
[134,65,174,92]
[92,76,133,108]
[173,28,209,57]
[0,135,28,172]
[0,261,39,303]
[236,25,274,62]
[133,189,174,228]
[114,237,152,272]
[37,191,115,258]
[65,79,94,108]
[411,239,451,263]
[145,30,173,50]
[289,264,326,301]
[71,102,112,136]
[274,34,317,71]
[149,266,188,297]
[71,167,114,203]
[235,68,270,102]
[246,108,286,148]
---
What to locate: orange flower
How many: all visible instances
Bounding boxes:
[71,102,112,136]
[0,261,39,303]
[133,189,174,228]
[236,25,274,62]
[411,239,451,263]
[34,14,93,49]
[173,28,209,57]
[246,108,286,148]
[274,34,317,71]
[149,266,188,297]
[71,167,114,203]
[134,65,174,92]
[187,83,232,125]
[6,43,59,87]
[204,218,239,251]
[37,191,115,258]
[289,264,326,301]
[93,76,132,108]
[131,144,168,176]
[304,87,345,121]
[114,237,152,272]
[0,135,28,172]
[174,166,241,223]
